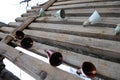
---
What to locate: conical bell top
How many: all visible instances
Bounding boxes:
[89,10,101,24]
[115,24,120,35]
[44,50,63,66]
[15,31,24,40]
[83,10,101,27]
[39,8,46,17]
[55,9,65,19]
[81,62,96,78]
[21,37,33,49]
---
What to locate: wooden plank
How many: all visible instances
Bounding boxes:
[35,17,119,27]
[54,0,120,6]
[21,30,120,61]
[0,69,20,80]
[24,7,120,17]
[11,39,120,80]
[54,0,101,6]
[0,42,82,80]
[26,42,120,80]
[0,32,7,39]
[45,7,120,14]
[1,0,56,44]
[15,16,120,27]
[57,0,75,2]
[31,0,56,10]
[15,17,28,22]
[1,27,120,61]
[46,8,120,17]
[7,22,120,41]
[46,1,120,10]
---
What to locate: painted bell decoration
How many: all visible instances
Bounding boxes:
[76,62,96,79]
[15,30,24,40]
[44,49,63,66]
[39,8,46,17]
[115,24,120,35]
[20,37,33,49]
[54,9,65,19]
[83,10,101,27]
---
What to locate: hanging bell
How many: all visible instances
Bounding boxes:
[115,24,120,35]
[20,37,33,49]
[76,62,96,79]
[83,10,101,27]
[44,49,63,67]
[54,9,65,19]
[39,8,46,17]
[15,30,24,40]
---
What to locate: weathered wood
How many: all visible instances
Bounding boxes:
[15,16,120,29]
[16,16,118,28]
[11,39,120,80]
[1,27,120,62]
[0,32,7,40]
[23,7,120,17]
[35,17,120,27]
[23,30,120,61]
[31,0,56,10]
[7,22,120,41]
[0,42,82,80]
[0,32,119,79]
[1,17,36,43]
[0,69,20,80]
[54,0,120,6]
[46,1,120,10]
[46,7,120,14]
[15,17,28,22]
[1,0,56,44]
[16,16,120,26]
[56,0,72,2]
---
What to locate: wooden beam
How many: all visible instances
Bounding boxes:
[15,16,119,29]
[0,32,7,39]
[24,30,120,61]
[23,7,120,17]
[45,7,120,14]
[10,39,119,80]
[1,27,120,62]
[0,69,20,80]
[1,0,56,44]
[31,0,56,10]
[54,0,120,6]
[0,42,82,80]
[46,1,120,10]
[20,41,120,80]
[16,16,120,26]
[7,22,120,41]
